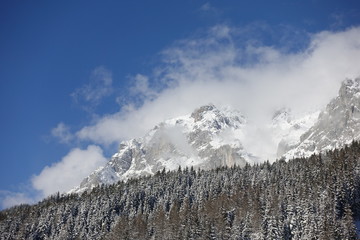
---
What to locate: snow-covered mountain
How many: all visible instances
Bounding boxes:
[272,108,319,158]
[282,77,360,159]
[73,104,253,193]
[72,77,360,193]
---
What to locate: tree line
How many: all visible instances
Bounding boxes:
[1,141,360,239]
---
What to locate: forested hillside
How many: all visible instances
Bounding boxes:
[1,142,360,239]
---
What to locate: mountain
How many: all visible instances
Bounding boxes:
[73,104,253,193]
[282,77,360,159]
[73,77,360,193]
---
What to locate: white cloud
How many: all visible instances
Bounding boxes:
[1,145,107,209]
[31,145,107,197]
[200,2,212,12]
[51,122,73,143]
[131,74,150,94]
[75,26,360,149]
[0,191,34,209]
[129,74,158,104]
[199,2,221,16]
[330,12,345,29]
[71,66,113,111]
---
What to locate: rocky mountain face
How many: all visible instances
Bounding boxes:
[73,77,360,193]
[282,78,360,159]
[73,104,251,193]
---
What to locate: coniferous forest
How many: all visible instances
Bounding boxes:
[1,142,360,239]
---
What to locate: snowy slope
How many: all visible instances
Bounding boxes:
[271,108,319,158]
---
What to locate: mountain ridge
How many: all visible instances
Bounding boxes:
[73,77,360,193]
[283,77,360,159]
[72,104,250,193]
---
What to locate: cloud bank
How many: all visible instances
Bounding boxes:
[76,25,360,147]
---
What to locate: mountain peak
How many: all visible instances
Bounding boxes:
[191,104,216,122]
[187,104,245,131]
[272,107,291,123]
[341,77,360,90]
[339,77,360,100]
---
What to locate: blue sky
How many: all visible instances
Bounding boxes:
[1,0,360,208]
